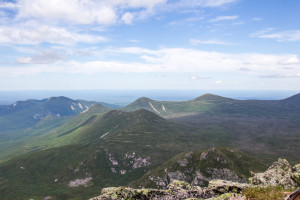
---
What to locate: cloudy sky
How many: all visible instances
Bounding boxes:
[0,0,299,90]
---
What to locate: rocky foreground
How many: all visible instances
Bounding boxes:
[90,159,300,200]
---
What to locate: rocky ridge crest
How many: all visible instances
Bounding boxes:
[90,158,300,200]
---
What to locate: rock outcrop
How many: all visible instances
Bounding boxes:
[90,180,248,200]
[90,158,299,200]
[249,158,300,188]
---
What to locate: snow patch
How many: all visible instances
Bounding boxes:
[70,105,75,110]
[148,102,160,114]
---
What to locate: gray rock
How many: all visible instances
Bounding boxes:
[249,158,300,188]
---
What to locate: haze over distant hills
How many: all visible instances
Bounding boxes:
[0,93,299,199]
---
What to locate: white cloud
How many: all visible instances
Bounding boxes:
[168,0,237,9]
[16,49,65,64]
[121,12,135,24]
[259,74,300,78]
[209,15,238,22]
[199,0,237,7]
[14,0,166,25]
[190,75,198,80]
[253,17,262,21]
[17,0,116,25]
[190,38,231,45]
[0,2,16,9]
[251,29,300,42]
[129,39,140,43]
[169,17,204,26]
[0,25,107,45]
[1,47,299,77]
[4,0,237,26]
[189,75,211,80]
[278,57,300,65]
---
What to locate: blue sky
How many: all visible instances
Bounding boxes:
[0,0,299,90]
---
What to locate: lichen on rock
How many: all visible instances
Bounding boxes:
[249,158,300,188]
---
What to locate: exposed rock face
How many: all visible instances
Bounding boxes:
[68,177,92,187]
[136,148,259,189]
[90,158,299,200]
[249,158,300,188]
[90,180,248,200]
[106,151,151,175]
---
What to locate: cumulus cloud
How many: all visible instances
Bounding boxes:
[2,0,239,26]
[251,29,300,42]
[0,25,107,45]
[121,12,135,24]
[209,15,238,22]
[14,0,166,25]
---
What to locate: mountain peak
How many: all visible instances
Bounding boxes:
[122,97,159,112]
[195,93,233,101]
[282,93,300,101]
[135,97,154,103]
[47,96,73,102]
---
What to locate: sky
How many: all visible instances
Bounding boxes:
[0,0,299,90]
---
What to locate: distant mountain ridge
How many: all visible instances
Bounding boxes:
[123,93,300,118]
[0,97,111,163]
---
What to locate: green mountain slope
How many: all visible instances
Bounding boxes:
[0,96,98,133]
[0,98,110,163]
[0,105,297,199]
[0,109,196,200]
[130,147,268,189]
[0,103,110,162]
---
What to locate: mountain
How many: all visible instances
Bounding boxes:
[194,93,234,102]
[130,147,267,189]
[123,93,300,118]
[0,98,110,163]
[0,109,195,200]
[0,96,98,133]
[23,109,191,153]
[99,102,122,109]
[279,93,300,110]
[0,93,299,199]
